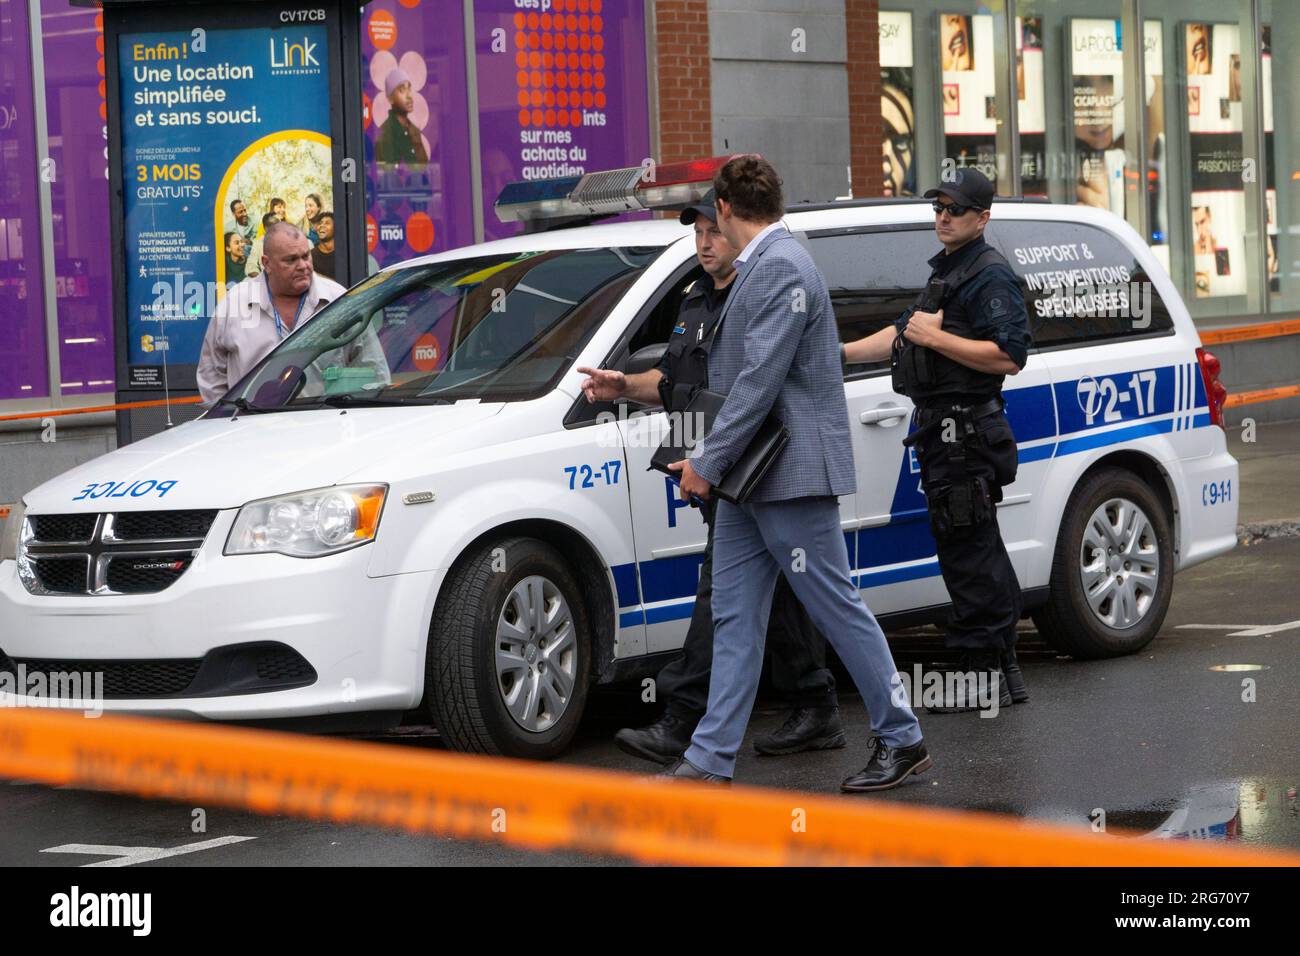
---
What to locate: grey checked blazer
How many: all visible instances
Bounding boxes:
[692,225,856,503]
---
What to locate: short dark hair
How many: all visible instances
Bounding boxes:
[317,211,334,222]
[713,155,784,223]
[223,230,238,248]
[262,212,280,228]
[230,199,244,212]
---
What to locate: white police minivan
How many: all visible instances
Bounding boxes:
[0,159,1238,758]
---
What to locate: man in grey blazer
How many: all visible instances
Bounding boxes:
[667,155,930,790]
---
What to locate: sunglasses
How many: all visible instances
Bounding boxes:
[932,201,976,217]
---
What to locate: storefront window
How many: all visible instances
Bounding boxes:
[40,0,115,395]
[1143,0,1264,320]
[878,2,1016,198]
[1260,1,1295,313]
[0,0,50,401]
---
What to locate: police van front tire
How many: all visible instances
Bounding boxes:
[1033,467,1174,659]
[425,536,591,759]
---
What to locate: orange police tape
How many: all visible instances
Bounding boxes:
[1224,383,1300,408]
[0,396,204,423]
[2,708,1298,867]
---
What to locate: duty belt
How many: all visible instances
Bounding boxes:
[912,396,1004,421]
[901,395,1004,529]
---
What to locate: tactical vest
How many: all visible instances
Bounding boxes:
[658,282,727,413]
[890,244,1011,403]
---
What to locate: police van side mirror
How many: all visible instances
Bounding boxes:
[625,343,668,376]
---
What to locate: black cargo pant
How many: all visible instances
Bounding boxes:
[656,502,837,723]
[913,403,1022,653]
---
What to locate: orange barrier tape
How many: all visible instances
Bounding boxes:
[0,396,204,423]
[1225,384,1300,408]
[1200,318,1300,346]
[1,708,1296,867]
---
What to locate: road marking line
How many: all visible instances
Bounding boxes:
[41,836,255,867]
[1177,621,1300,637]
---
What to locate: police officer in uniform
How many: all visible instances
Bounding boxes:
[842,168,1032,712]
[577,192,844,763]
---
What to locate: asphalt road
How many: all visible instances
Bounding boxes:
[3,537,1298,866]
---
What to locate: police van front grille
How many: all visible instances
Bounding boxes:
[21,511,216,596]
[105,556,195,594]
[111,510,217,541]
[3,656,206,697]
[0,643,317,699]
[30,557,90,594]
[29,514,96,544]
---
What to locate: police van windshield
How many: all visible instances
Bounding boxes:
[210,246,661,413]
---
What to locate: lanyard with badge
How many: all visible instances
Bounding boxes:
[265,273,307,340]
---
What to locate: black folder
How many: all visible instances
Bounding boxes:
[649,388,790,504]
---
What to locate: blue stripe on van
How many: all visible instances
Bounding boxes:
[613,372,1208,623]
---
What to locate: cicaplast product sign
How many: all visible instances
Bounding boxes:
[119,25,332,385]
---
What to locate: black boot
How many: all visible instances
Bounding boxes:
[614,711,696,766]
[841,737,932,792]
[753,705,847,756]
[924,650,1012,714]
[1001,645,1029,704]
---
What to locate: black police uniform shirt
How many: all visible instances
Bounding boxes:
[655,278,731,412]
[894,234,1032,393]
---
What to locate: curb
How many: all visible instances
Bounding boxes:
[1237,518,1300,546]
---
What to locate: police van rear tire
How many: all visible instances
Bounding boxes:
[1032,467,1174,659]
[425,536,591,759]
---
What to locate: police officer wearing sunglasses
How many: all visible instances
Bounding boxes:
[842,167,1032,712]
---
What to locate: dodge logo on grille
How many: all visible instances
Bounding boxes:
[131,561,185,571]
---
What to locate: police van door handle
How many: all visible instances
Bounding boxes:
[859,404,909,427]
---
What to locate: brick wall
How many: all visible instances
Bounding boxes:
[844,0,882,197]
[654,0,713,163]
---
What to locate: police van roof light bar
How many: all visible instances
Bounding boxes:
[495,155,736,225]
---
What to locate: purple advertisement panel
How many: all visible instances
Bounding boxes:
[0,0,50,401]
[475,0,651,240]
[361,1,475,269]
[40,0,115,395]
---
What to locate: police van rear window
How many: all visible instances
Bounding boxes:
[991,220,1174,347]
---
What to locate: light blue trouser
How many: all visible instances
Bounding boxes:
[683,495,922,778]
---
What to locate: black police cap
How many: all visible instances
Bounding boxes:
[923,167,995,210]
[679,188,719,225]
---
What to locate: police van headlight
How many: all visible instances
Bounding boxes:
[225,485,388,558]
[0,500,27,563]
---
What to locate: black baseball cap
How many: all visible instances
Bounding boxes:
[679,188,718,225]
[924,167,995,210]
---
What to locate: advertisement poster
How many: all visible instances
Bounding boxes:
[119,25,332,385]
[1069,18,1130,215]
[1068,20,1166,252]
[1182,22,1275,298]
[880,10,914,197]
[474,0,651,241]
[1262,27,1278,293]
[937,14,1043,192]
[361,2,474,271]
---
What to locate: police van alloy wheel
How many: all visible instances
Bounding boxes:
[1032,467,1174,659]
[426,537,591,758]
